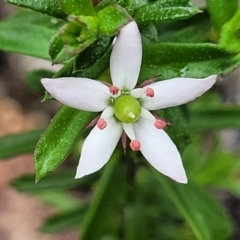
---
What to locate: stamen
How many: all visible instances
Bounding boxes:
[97,118,107,130]
[121,132,127,155]
[154,119,166,129]
[109,86,119,95]
[85,115,100,129]
[137,75,160,88]
[130,140,141,151]
[145,87,154,97]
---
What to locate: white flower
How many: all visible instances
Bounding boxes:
[41,21,217,184]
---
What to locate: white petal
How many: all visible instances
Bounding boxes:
[142,75,217,110]
[110,21,142,90]
[133,117,187,183]
[41,77,110,111]
[75,115,122,178]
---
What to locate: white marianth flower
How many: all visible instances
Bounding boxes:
[42,21,217,184]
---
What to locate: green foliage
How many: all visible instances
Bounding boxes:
[97,4,131,35]
[11,168,99,192]
[140,43,240,80]
[156,174,232,240]
[134,0,200,24]
[80,149,127,239]
[6,0,66,18]
[74,36,112,70]
[34,106,95,180]
[49,15,98,63]
[41,205,88,233]
[0,10,55,59]
[0,129,45,159]
[58,0,95,16]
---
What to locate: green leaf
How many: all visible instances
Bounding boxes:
[80,149,126,239]
[124,201,148,240]
[157,11,211,43]
[49,33,71,64]
[58,0,95,16]
[34,190,80,210]
[97,4,131,36]
[49,15,98,63]
[94,0,117,12]
[6,0,67,19]
[220,8,240,52]
[118,0,134,15]
[34,107,96,180]
[25,69,55,95]
[0,12,54,59]
[206,0,238,32]
[154,174,232,240]
[7,9,65,26]
[189,106,240,129]
[74,36,112,70]
[0,129,44,159]
[134,0,200,24]
[140,43,240,81]
[186,139,240,194]
[11,169,99,192]
[41,205,88,233]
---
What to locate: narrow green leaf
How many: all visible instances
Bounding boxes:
[7,9,64,26]
[189,106,240,129]
[74,36,112,70]
[0,18,54,59]
[34,190,80,210]
[6,0,67,19]
[25,69,54,95]
[140,43,239,81]
[49,33,71,64]
[58,0,95,16]
[11,169,99,192]
[41,205,88,233]
[97,4,131,36]
[220,8,240,53]
[95,0,117,12]
[34,107,96,180]
[158,11,211,43]
[154,173,232,240]
[0,129,44,159]
[118,0,134,15]
[80,149,126,239]
[124,201,148,240]
[134,0,200,24]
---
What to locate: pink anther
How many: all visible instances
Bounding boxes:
[97,118,107,130]
[109,86,119,95]
[145,87,154,97]
[154,119,166,129]
[130,140,141,151]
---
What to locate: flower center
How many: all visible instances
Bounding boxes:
[114,95,141,123]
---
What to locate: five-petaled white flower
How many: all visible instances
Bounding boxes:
[41,21,217,184]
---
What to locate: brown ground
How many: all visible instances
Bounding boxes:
[0,97,79,240]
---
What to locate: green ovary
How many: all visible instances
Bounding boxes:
[114,95,141,123]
